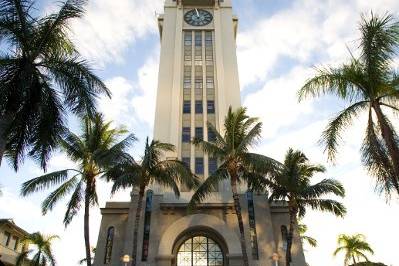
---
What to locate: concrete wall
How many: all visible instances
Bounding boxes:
[93,194,306,266]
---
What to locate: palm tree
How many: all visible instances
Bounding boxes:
[16,232,59,266]
[106,138,200,266]
[20,114,135,266]
[0,0,110,171]
[298,223,317,248]
[298,13,399,198]
[333,234,374,265]
[188,107,279,266]
[265,148,346,266]
[78,247,95,265]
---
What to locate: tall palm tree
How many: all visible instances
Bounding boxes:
[106,138,200,266]
[188,107,279,266]
[333,234,374,265]
[20,114,135,266]
[298,223,317,248]
[265,148,346,266]
[16,232,59,266]
[298,13,399,198]
[0,0,110,170]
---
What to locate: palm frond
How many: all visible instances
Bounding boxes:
[188,167,229,211]
[302,199,347,218]
[21,169,79,196]
[320,101,369,161]
[63,180,83,226]
[302,179,345,199]
[41,175,79,215]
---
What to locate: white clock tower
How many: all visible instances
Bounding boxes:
[93,1,306,265]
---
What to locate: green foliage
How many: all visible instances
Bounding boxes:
[298,12,399,198]
[16,232,59,266]
[266,148,346,218]
[107,137,200,197]
[20,113,135,225]
[298,223,317,248]
[334,234,374,266]
[189,106,280,209]
[0,0,110,170]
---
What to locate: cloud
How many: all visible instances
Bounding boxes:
[69,0,163,66]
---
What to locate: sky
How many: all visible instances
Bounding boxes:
[1,0,399,265]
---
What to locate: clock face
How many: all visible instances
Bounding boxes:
[184,9,213,26]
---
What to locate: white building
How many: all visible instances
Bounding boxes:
[93,0,306,265]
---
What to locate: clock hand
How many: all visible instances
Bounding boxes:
[195,8,199,17]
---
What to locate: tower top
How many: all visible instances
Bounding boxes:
[164,0,233,8]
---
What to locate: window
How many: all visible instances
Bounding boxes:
[195,79,203,89]
[195,31,202,47]
[195,127,203,141]
[206,77,214,88]
[195,158,204,174]
[247,191,259,259]
[142,190,153,261]
[177,235,223,266]
[207,101,215,114]
[184,78,191,89]
[182,157,190,168]
[184,32,192,46]
[182,127,191,143]
[208,128,216,142]
[281,225,288,251]
[209,158,217,175]
[13,236,19,251]
[195,100,203,114]
[4,231,11,246]
[183,101,191,114]
[104,227,114,264]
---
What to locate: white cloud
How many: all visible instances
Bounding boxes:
[244,66,314,139]
[69,0,163,66]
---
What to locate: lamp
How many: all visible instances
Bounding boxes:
[122,255,131,266]
[272,252,280,266]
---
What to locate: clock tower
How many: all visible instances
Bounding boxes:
[93,1,306,265]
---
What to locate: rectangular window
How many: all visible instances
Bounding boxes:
[246,191,259,259]
[195,127,203,141]
[141,190,153,261]
[4,231,11,246]
[195,31,202,47]
[195,79,203,89]
[209,158,218,175]
[195,100,203,114]
[208,128,216,142]
[13,236,19,250]
[184,31,192,46]
[184,78,191,89]
[182,157,190,168]
[207,101,215,114]
[182,127,191,143]
[195,157,204,174]
[183,101,191,114]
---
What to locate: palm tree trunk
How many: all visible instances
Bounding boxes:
[84,187,92,266]
[373,103,399,194]
[352,255,357,265]
[131,186,145,266]
[285,207,297,266]
[230,179,249,266]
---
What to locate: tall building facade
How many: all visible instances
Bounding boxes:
[94,0,306,265]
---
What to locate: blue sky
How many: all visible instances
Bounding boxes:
[1,0,399,265]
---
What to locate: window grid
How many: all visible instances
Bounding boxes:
[141,190,153,261]
[246,191,259,259]
[104,227,114,264]
[177,235,223,266]
[195,157,204,175]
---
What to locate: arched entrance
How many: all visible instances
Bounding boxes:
[173,231,225,266]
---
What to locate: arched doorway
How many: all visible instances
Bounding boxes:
[174,232,225,266]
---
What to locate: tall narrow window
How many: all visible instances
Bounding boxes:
[208,128,216,142]
[195,100,203,114]
[104,227,114,264]
[247,191,259,259]
[207,100,215,114]
[281,225,288,251]
[195,127,203,141]
[4,231,11,246]
[142,190,153,261]
[13,236,19,251]
[182,157,190,168]
[209,158,218,175]
[195,157,204,174]
[182,127,191,143]
[183,101,191,114]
